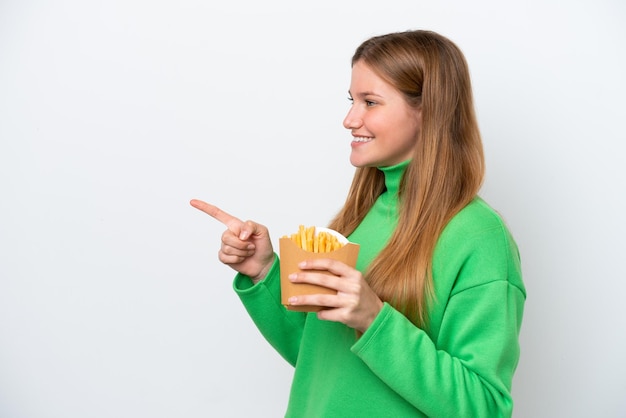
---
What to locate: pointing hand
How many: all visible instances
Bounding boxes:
[190,199,275,283]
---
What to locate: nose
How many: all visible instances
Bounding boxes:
[343,106,362,130]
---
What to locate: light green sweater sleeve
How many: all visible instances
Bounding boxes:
[233,255,307,365]
[352,200,526,417]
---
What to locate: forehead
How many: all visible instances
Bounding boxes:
[350,61,397,97]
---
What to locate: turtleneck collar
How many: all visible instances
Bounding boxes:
[378,159,410,197]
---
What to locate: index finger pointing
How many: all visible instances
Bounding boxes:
[189,199,243,231]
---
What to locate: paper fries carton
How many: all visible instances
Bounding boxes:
[279,227,360,312]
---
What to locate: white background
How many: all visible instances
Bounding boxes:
[1,0,625,417]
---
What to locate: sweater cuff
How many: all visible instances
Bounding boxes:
[232,254,280,294]
[351,302,395,354]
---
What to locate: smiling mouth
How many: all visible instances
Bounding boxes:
[352,136,374,143]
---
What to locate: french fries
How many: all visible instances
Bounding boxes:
[282,225,345,253]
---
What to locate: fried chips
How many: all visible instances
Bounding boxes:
[282,225,345,253]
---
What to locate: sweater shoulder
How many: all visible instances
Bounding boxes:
[444,196,507,237]
[434,197,525,296]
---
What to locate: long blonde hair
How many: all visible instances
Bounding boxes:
[328,30,484,328]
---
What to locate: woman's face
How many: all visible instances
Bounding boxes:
[343,60,422,168]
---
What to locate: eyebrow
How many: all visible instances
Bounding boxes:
[348,90,384,98]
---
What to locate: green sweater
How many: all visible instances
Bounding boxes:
[233,161,526,417]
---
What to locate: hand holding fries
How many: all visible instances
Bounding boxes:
[279,225,359,312]
[288,257,384,333]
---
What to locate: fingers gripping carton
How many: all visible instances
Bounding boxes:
[279,226,360,312]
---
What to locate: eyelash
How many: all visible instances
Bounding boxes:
[347,97,376,106]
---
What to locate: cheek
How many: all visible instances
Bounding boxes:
[401,110,422,140]
[366,113,387,133]
[396,118,421,150]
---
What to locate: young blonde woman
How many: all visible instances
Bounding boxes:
[192,29,526,417]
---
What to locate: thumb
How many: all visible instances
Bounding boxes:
[239,221,261,241]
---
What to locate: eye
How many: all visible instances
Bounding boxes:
[365,100,376,107]
[347,96,354,103]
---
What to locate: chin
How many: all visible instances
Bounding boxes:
[349,157,368,168]
[349,152,368,166]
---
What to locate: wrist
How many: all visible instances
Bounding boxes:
[359,299,384,333]
[250,255,275,284]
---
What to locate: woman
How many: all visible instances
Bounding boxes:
[191,29,526,417]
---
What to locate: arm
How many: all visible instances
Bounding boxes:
[353,282,524,417]
[353,221,526,417]
[189,199,308,365]
[233,256,308,366]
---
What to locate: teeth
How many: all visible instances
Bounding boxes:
[353,137,373,143]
